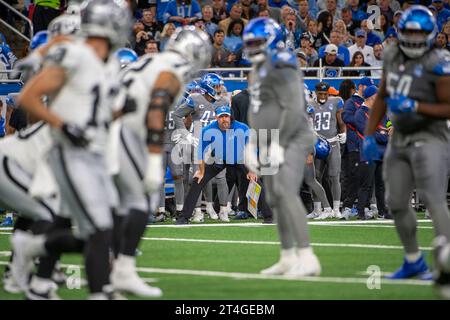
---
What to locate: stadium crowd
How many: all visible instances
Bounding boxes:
[0,0,450,227]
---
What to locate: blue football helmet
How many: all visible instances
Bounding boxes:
[30,30,49,50]
[398,5,437,58]
[199,73,223,100]
[315,137,330,160]
[115,48,138,68]
[243,17,284,64]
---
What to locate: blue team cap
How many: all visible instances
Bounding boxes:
[384,27,398,40]
[355,29,367,37]
[216,105,232,117]
[363,85,378,99]
[359,77,375,87]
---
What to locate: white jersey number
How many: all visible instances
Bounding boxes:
[166,111,175,130]
[200,110,215,127]
[314,112,331,131]
[386,72,413,97]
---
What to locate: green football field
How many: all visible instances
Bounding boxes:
[0,215,443,300]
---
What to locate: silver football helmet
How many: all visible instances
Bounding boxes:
[79,0,131,49]
[48,14,81,40]
[165,26,212,74]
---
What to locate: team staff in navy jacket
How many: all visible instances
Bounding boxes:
[341,77,374,217]
[354,85,391,220]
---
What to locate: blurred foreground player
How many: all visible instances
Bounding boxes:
[363,6,450,298]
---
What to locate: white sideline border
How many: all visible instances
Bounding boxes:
[0,233,432,250]
[0,219,432,231]
[0,260,431,287]
[140,237,433,251]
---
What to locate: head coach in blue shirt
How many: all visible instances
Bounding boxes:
[177,105,270,224]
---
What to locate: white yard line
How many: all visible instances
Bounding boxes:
[140,237,433,251]
[0,232,432,250]
[0,260,431,287]
[0,251,11,257]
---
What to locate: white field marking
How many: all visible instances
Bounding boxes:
[316,224,433,230]
[0,232,432,251]
[0,251,11,257]
[0,219,432,232]
[0,261,431,287]
[145,219,432,228]
[140,237,433,251]
[0,232,12,235]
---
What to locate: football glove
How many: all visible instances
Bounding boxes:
[268,141,285,168]
[385,95,418,114]
[244,141,260,175]
[338,132,347,144]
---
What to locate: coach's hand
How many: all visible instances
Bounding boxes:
[362,135,379,162]
[193,170,204,184]
[143,152,164,193]
[385,95,418,114]
[61,123,90,147]
[246,171,258,182]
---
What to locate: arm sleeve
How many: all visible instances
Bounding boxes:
[163,1,176,23]
[354,110,366,136]
[43,43,77,73]
[172,99,194,137]
[192,0,202,18]
[336,97,344,110]
[342,99,356,126]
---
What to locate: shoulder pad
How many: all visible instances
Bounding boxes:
[334,97,344,109]
[186,96,195,108]
[270,50,298,69]
[44,42,78,70]
[429,49,450,76]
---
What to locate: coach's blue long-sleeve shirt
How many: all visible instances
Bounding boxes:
[199,120,249,165]
[343,93,364,153]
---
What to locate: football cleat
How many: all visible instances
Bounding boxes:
[314,208,334,220]
[206,207,219,220]
[306,211,320,219]
[218,211,230,222]
[26,276,61,300]
[234,211,249,220]
[340,207,352,220]
[191,210,204,223]
[175,216,189,225]
[260,253,297,276]
[385,254,430,279]
[111,255,162,298]
[284,251,321,278]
